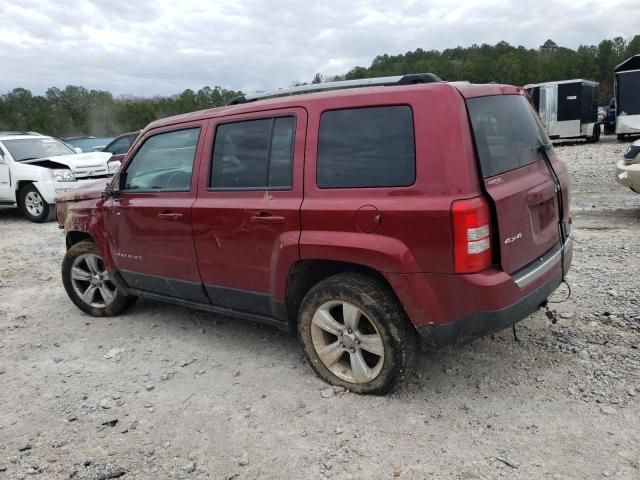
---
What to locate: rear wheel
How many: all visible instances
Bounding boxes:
[62,241,137,316]
[298,273,416,395]
[19,184,54,223]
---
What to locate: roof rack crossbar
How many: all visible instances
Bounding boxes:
[226,73,442,105]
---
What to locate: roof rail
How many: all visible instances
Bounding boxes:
[227,73,442,105]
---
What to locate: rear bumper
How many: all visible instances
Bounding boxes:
[416,270,562,348]
[615,115,640,135]
[386,235,572,348]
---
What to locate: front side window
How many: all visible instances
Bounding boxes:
[210,116,295,189]
[122,128,200,192]
[3,137,75,161]
[317,106,415,188]
[106,135,133,155]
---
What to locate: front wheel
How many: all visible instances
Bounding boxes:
[62,241,137,316]
[298,273,417,395]
[20,184,54,223]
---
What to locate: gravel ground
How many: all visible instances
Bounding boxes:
[0,134,639,479]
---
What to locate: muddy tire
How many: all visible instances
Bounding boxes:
[298,273,417,395]
[19,184,54,223]
[62,241,137,317]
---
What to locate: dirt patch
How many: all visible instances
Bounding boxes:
[0,136,639,479]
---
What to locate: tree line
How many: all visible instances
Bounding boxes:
[332,36,640,104]
[0,86,241,138]
[1,36,639,138]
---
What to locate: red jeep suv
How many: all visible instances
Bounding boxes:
[56,74,572,394]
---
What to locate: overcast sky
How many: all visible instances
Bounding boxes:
[0,0,638,97]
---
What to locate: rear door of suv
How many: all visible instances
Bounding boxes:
[463,91,570,278]
[191,108,307,320]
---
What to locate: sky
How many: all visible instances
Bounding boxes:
[0,0,638,97]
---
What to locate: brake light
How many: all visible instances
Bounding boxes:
[452,197,493,273]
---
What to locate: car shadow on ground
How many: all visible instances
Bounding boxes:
[120,295,537,397]
[0,206,24,219]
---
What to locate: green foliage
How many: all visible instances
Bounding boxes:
[341,36,640,104]
[0,85,241,138]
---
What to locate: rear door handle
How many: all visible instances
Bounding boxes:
[158,212,183,221]
[250,214,285,225]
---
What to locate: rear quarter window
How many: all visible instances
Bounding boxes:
[317,106,415,188]
[467,95,549,178]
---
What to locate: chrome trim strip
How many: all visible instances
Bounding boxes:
[513,234,573,288]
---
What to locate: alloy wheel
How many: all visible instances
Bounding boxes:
[70,253,116,308]
[24,191,44,217]
[310,300,385,384]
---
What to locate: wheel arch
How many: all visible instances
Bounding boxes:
[15,180,34,207]
[66,231,96,250]
[284,259,404,333]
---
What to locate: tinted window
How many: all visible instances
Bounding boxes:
[467,95,549,178]
[122,128,199,191]
[106,135,133,155]
[317,106,415,188]
[269,117,295,188]
[210,116,295,189]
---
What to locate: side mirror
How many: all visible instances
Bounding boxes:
[0,150,5,163]
[103,174,123,199]
[103,183,121,199]
[73,147,83,154]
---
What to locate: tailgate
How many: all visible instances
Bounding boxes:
[466,94,566,274]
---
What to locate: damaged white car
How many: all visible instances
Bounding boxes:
[616,139,640,194]
[0,132,119,222]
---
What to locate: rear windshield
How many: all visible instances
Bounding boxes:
[467,94,550,178]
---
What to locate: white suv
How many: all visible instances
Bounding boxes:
[616,139,640,194]
[0,132,118,222]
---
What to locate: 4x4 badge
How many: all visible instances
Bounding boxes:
[504,233,523,245]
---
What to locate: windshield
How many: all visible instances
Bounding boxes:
[3,137,76,161]
[65,137,113,152]
[466,94,551,178]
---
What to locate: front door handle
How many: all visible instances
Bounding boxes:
[158,212,183,221]
[250,213,285,225]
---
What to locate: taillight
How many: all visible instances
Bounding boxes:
[451,197,493,273]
